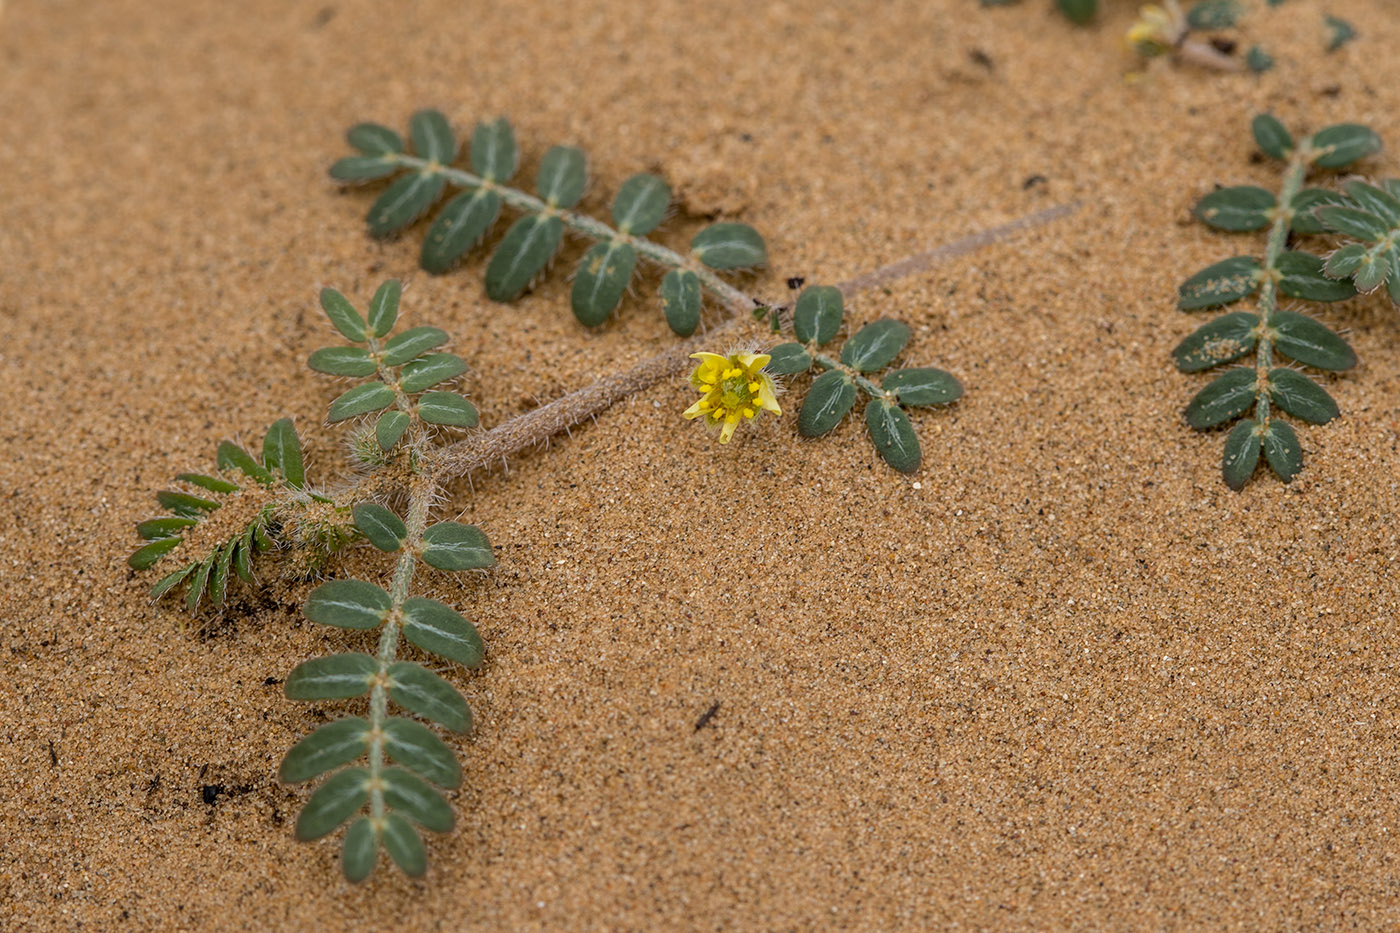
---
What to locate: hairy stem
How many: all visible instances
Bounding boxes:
[1254,148,1311,425]
[809,351,884,398]
[392,154,753,312]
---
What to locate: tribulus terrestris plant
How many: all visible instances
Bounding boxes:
[1173,113,1381,489]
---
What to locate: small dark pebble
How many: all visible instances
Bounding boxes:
[694,701,721,732]
[202,784,224,805]
[1023,175,1047,190]
[786,276,805,290]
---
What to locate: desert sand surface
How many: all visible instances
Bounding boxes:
[4,0,1400,929]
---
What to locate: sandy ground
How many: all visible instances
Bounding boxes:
[4,0,1400,928]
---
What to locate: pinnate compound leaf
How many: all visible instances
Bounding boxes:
[381,813,427,877]
[175,472,238,494]
[1252,113,1292,161]
[793,286,843,345]
[1223,419,1262,490]
[376,410,410,451]
[882,367,962,406]
[420,522,495,570]
[402,597,484,668]
[864,399,921,474]
[342,818,377,883]
[347,123,404,156]
[330,156,398,183]
[470,118,517,182]
[387,661,473,732]
[421,188,500,274]
[319,288,367,342]
[691,223,767,270]
[1268,368,1339,424]
[571,241,637,327]
[1185,368,1256,429]
[1172,312,1259,373]
[1290,188,1347,234]
[138,516,197,540]
[766,342,812,375]
[129,537,181,570]
[417,392,479,427]
[485,214,564,302]
[353,503,406,552]
[537,145,587,209]
[410,109,455,164]
[1271,311,1356,371]
[841,319,911,372]
[263,418,305,488]
[295,768,370,841]
[305,579,392,629]
[279,717,370,784]
[1276,251,1357,303]
[382,326,449,366]
[367,279,402,338]
[328,383,396,422]
[1178,256,1261,309]
[611,173,670,235]
[382,767,454,833]
[368,171,446,238]
[383,717,462,788]
[309,346,377,377]
[799,369,858,437]
[1263,420,1302,482]
[400,353,468,393]
[1309,124,1382,170]
[1194,186,1276,232]
[660,268,702,337]
[285,653,378,700]
[158,489,220,516]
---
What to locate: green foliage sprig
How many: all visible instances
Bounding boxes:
[1174,113,1381,488]
[763,287,962,473]
[1312,179,1400,305]
[332,110,766,336]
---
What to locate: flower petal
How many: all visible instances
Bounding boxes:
[738,353,772,372]
[719,417,739,443]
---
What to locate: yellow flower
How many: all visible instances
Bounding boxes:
[1126,3,1181,57]
[683,351,781,444]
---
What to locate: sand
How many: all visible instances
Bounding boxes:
[4,0,1400,928]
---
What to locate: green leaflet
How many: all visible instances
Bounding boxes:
[368,171,446,238]
[209,537,233,606]
[328,383,396,422]
[381,767,454,833]
[690,223,767,270]
[284,653,378,701]
[1309,124,1381,170]
[383,717,462,789]
[263,418,305,488]
[1324,15,1357,53]
[485,214,563,302]
[1324,243,1367,279]
[1172,312,1259,373]
[1262,420,1302,482]
[882,367,962,406]
[387,661,473,732]
[1178,256,1261,310]
[1270,312,1355,371]
[571,240,637,326]
[1185,368,1256,429]
[175,472,238,494]
[1056,0,1096,23]
[417,392,479,427]
[1289,188,1346,235]
[382,326,449,367]
[342,818,377,883]
[129,536,180,570]
[1194,186,1275,232]
[279,717,371,784]
[1275,251,1356,303]
[1342,180,1400,226]
[1245,46,1274,74]
[304,579,392,629]
[319,288,367,343]
[401,597,484,668]
[400,353,468,393]
[149,562,196,600]
[410,109,456,164]
[185,552,215,612]
[295,768,370,841]
[420,522,495,571]
[1252,113,1292,161]
[1185,0,1239,29]
[347,123,403,156]
[381,812,427,877]
[537,145,587,209]
[1315,206,1390,242]
[157,489,220,516]
[353,503,406,552]
[136,516,197,540]
[864,399,921,474]
[798,369,857,437]
[308,347,376,377]
[376,410,410,451]
[611,173,670,235]
[766,342,813,376]
[367,279,402,338]
[216,440,272,484]
[330,155,398,183]
[471,118,518,182]
[841,319,910,372]
[660,268,702,337]
[421,188,501,274]
[1222,419,1262,490]
[1267,368,1339,424]
[793,285,843,346]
